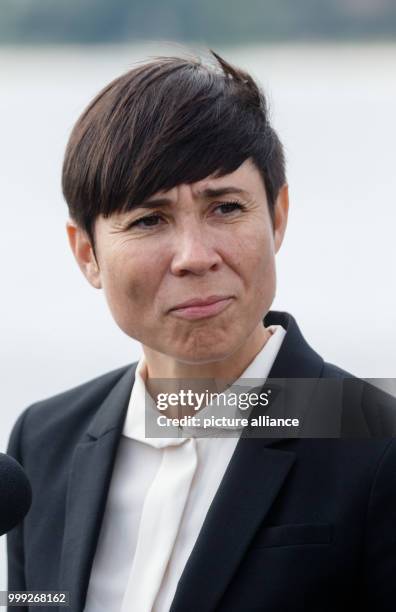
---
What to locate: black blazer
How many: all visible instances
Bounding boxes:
[6,311,396,612]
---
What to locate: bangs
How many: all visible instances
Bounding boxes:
[62,50,285,246]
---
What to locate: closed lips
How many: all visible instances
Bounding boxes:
[170,296,232,310]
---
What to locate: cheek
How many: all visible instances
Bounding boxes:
[100,251,156,317]
[233,223,275,278]
[236,227,277,315]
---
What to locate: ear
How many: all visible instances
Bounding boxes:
[273,184,289,254]
[65,219,102,289]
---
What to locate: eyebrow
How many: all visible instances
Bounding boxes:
[135,186,250,210]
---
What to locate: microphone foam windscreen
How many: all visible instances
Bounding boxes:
[0,453,32,536]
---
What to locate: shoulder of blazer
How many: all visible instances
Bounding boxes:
[321,361,355,378]
[321,361,396,437]
[9,362,137,456]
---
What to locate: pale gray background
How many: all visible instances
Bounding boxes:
[1,41,396,585]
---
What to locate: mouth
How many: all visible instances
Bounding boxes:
[169,296,234,320]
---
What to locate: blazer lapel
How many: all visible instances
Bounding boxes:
[58,363,137,612]
[169,441,295,612]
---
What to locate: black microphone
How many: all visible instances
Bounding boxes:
[0,453,32,536]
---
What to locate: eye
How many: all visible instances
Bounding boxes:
[129,214,164,229]
[127,200,246,231]
[214,201,246,215]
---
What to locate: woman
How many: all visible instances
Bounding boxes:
[7,48,396,612]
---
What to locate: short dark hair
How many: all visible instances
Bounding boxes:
[62,49,286,256]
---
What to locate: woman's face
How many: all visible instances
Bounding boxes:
[67,158,288,365]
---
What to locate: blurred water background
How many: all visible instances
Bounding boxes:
[1,0,396,592]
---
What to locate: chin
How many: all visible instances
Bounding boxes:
[172,343,236,365]
[170,326,245,365]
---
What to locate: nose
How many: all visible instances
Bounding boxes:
[170,224,223,276]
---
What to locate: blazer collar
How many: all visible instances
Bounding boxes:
[58,310,324,611]
[263,310,324,379]
[85,362,137,441]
